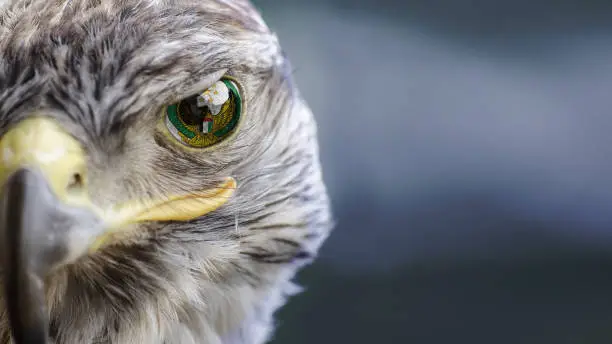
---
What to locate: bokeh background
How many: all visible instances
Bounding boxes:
[252,1,612,343]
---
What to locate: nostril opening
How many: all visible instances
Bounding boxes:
[66,173,84,192]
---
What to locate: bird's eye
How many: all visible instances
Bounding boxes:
[164,78,242,148]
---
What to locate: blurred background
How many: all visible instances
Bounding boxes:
[252,1,612,343]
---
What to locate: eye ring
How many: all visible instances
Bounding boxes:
[163,77,243,149]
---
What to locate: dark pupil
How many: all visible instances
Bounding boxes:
[178,96,208,125]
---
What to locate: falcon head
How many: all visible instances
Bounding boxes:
[0,1,332,343]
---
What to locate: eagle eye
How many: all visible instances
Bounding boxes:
[164,77,242,148]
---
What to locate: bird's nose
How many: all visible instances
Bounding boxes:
[0,117,104,344]
[0,117,90,207]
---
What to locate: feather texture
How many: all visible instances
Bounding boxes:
[0,0,332,343]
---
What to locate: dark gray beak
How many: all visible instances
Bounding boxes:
[0,169,101,344]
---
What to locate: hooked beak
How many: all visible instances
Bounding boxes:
[0,117,236,343]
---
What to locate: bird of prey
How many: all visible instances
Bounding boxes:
[0,0,332,343]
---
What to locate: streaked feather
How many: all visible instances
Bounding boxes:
[0,0,332,343]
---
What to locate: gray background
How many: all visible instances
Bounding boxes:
[252,1,612,343]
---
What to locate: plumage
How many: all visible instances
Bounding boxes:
[0,0,332,343]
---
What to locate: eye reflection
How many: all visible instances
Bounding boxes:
[178,97,209,126]
[164,78,242,148]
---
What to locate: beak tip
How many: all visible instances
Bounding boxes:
[0,168,101,344]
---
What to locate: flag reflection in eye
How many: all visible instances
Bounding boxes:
[164,78,242,148]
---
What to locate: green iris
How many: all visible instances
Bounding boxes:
[165,78,242,148]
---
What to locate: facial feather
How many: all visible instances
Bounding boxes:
[0,0,332,343]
